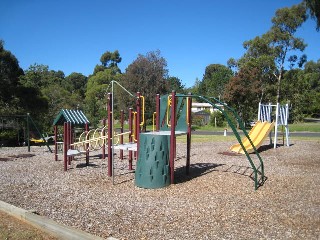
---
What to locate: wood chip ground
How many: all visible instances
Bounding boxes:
[0,139,319,239]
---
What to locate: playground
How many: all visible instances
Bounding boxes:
[1,84,319,239]
[0,137,320,239]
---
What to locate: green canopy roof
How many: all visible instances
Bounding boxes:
[53,109,90,126]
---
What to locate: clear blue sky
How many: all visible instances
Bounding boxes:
[1,0,319,88]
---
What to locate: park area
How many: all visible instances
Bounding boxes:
[0,135,320,239]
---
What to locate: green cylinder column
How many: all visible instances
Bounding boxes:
[135,133,171,189]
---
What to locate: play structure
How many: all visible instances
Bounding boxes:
[52,109,90,171]
[0,113,52,152]
[54,81,290,190]
[230,121,275,154]
[230,102,289,154]
[258,102,289,148]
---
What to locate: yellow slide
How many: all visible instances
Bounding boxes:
[230,121,275,154]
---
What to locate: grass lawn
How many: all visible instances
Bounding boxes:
[194,122,320,132]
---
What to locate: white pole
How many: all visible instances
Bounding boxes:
[258,102,261,121]
[274,103,279,149]
[112,81,115,185]
[285,104,290,146]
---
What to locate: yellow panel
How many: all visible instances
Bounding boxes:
[230,121,275,154]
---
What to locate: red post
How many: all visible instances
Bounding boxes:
[68,123,72,165]
[156,94,160,131]
[69,122,73,165]
[186,93,192,174]
[107,93,113,177]
[120,110,124,160]
[128,108,133,170]
[85,123,89,166]
[54,125,58,161]
[63,122,68,171]
[102,119,106,159]
[170,91,176,184]
[136,92,141,160]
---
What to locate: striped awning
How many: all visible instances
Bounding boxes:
[52,109,90,126]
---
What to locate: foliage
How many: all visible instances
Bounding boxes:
[94,50,122,75]
[210,111,224,127]
[304,0,320,31]
[191,113,205,127]
[166,76,185,93]
[198,64,233,100]
[64,72,87,98]
[85,69,118,126]
[0,40,24,115]
[231,3,308,104]
[223,67,261,124]
[0,129,19,147]
[120,50,169,118]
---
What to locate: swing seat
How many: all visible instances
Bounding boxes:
[67,149,83,156]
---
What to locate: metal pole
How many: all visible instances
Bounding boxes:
[128,108,133,170]
[102,119,106,159]
[170,91,176,184]
[136,92,141,161]
[54,125,58,161]
[112,82,115,184]
[26,113,30,152]
[68,123,71,165]
[107,93,113,178]
[186,93,192,175]
[63,122,68,171]
[120,110,124,160]
[85,123,89,166]
[156,94,160,131]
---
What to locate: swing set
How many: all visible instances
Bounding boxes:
[0,113,52,152]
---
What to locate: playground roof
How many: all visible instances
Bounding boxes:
[52,109,90,126]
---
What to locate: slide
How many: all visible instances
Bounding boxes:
[230,121,275,154]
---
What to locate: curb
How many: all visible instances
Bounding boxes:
[0,200,117,240]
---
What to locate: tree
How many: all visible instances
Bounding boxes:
[301,60,320,117]
[64,72,87,98]
[121,50,169,118]
[198,64,233,99]
[233,3,308,103]
[85,69,117,126]
[304,0,320,31]
[223,67,262,124]
[166,76,185,93]
[0,40,24,108]
[0,41,49,120]
[94,50,122,75]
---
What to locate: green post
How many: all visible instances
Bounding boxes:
[135,133,171,189]
[27,113,30,152]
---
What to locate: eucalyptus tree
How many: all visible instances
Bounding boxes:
[229,3,308,103]
[198,64,233,100]
[304,0,320,31]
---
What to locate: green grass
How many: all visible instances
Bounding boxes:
[194,122,320,132]
[288,122,320,132]
[176,134,236,143]
[109,121,320,134]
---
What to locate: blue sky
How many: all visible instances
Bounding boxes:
[1,0,319,88]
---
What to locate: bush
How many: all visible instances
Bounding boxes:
[210,111,224,127]
[0,130,18,147]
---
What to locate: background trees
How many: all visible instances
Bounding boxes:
[1,0,319,137]
[120,50,169,120]
[198,64,233,100]
[0,40,24,114]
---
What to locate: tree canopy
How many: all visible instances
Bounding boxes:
[0,0,319,136]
